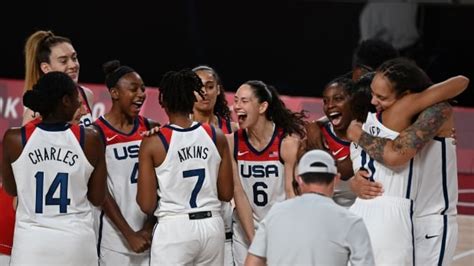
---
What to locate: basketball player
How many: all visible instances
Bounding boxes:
[22,30,94,126]
[137,69,233,265]
[349,59,469,265]
[229,80,306,265]
[348,58,469,265]
[192,65,238,265]
[1,72,106,265]
[246,150,374,266]
[94,60,160,265]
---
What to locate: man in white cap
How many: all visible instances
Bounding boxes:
[245,150,375,266]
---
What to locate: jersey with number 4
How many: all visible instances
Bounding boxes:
[94,115,150,254]
[10,122,96,265]
[154,122,222,218]
[234,127,285,222]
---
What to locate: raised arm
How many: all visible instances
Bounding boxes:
[384,75,468,131]
[348,102,452,167]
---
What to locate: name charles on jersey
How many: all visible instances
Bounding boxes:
[28,147,79,166]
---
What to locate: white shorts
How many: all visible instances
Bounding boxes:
[151,211,224,266]
[99,246,149,266]
[415,214,458,266]
[224,232,234,266]
[232,214,260,266]
[350,196,414,266]
[0,254,10,266]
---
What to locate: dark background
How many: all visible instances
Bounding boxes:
[1,1,473,107]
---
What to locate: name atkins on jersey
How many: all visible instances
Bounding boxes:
[178,145,209,163]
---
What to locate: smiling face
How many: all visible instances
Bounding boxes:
[112,72,146,117]
[41,42,80,83]
[322,82,352,131]
[233,84,268,129]
[370,73,399,112]
[193,69,220,113]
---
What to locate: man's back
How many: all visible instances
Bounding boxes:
[249,193,373,265]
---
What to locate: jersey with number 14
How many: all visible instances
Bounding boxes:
[11,122,96,265]
[154,122,222,218]
[234,127,285,222]
[94,115,150,254]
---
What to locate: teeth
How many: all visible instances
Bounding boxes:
[329,112,340,117]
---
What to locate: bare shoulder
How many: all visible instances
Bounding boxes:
[147,119,161,128]
[282,133,301,144]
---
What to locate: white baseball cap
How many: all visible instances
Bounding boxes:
[297,150,337,176]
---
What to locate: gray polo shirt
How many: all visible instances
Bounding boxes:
[248,193,374,266]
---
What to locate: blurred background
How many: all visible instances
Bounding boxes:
[0,0,473,106]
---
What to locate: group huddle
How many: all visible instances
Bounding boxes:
[0,30,469,266]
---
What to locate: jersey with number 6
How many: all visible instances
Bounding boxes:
[94,115,150,254]
[154,122,222,218]
[10,122,96,265]
[234,127,285,222]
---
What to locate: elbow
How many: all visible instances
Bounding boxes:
[384,156,409,168]
[459,75,470,88]
[137,197,156,215]
[218,186,234,202]
[88,194,105,207]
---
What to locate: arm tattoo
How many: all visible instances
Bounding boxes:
[394,102,451,151]
[359,132,390,164]
[358,102,451,163]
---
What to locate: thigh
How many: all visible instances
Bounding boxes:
[415,215,458,266]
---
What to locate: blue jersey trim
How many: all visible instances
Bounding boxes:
[405,159,414,199]
[97,116,140,136]
[157,131,169,152]
[438,215,448,266]
[243,127,278,156]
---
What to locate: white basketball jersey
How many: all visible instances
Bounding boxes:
[154,122,222,218]
[94,116,150,254]
[413,137,458,217]
[234,127,285,222]
[10,122,96,265]
[351,112,416,199]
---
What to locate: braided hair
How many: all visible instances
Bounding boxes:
[377,58,433,96]
[23,72,76,119]
[159,69,204,115]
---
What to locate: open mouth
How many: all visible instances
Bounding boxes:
[236,112,247,123]
[132,101,144,111]
[328,112,343,127]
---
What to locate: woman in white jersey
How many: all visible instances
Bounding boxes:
[94,60,160,265]
[348,58,469,265]
[1,72,107,265]
[229,80,306,265]
[22,30,94,126]
[192,65,238,266]
[137,69,233,265]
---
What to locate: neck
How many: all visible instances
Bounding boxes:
[105,107,135,131]
[191,109,217,125]
[247,119,274,144]
[169,113,194,128]
[300,183,333,197]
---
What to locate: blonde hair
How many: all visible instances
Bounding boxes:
[23,30,71,92]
